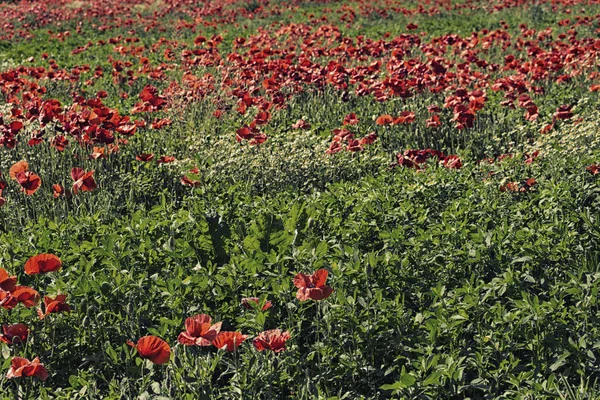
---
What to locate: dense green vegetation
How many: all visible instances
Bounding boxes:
[0,0,599,398]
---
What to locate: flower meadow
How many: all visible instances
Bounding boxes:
[1,0,600,398]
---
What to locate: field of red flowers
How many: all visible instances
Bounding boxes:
[1,0,600,398]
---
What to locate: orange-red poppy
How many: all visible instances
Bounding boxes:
[24,254,62,275]
[0,268,16,292]
[9,160,28,180]
[11,286,40,307]
[52,184,71,198]
[293,269,334,301]
[241,297,272,311]
[0,323,28,345]
[37,294,70,319]
[253,329,291,353]
[71,168,97,194]
[212,331,248,352]
[157,155,176,164]
[6,357,48,381]
[15,171,42,195]
[90,146,107,160]
[375,114,394,125]
[127,336,171,365]
[177,314,222,346]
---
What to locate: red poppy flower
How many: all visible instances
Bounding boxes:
[252,329,291,353]
[157,156,176,164]
[554,105,573,120]
[9,160,28,180]
[15,171,42,195]
[326,141,343,155]
[358,132,378,146]
[212,331,249,352]
[52,184,71,198]
[586,164,599,175]
[0,323,28,345]
[293,269,334,301]
[50,135,69,151]
[393,111,416,125]
[90,146,107,160]
[442,155,462,169]
[25,254,62,275]
[71,168,97,194]
[6,357,48,381]
[343,113,359,125]
[375,114,394,125]
[426,115,442,128]
[177,314,222,346]
[0,289,17,309]
[346,139,363,152]
[0,268,16,292]
[12,286,40,307]
[292,119,310,130]
[136,153,154,162]
[37,294,70,319]
[127,336,171,365]
[241,297,272,311]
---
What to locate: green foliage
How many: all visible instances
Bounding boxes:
[0,0,600,398]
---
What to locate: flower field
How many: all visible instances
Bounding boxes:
[1,0,600,398]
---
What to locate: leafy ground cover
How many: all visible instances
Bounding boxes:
[0,0,600,398]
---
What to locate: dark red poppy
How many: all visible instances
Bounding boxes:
[586,164,599,175]
[127,336,171,365]
[241,297,272,311]
[71,168,97,194]
[25,254,62,275]
[212,331,249,352]
[136,153,154,162]
[50,135,69,151]
[6,357,48,381]
[343,113,359,125]
[253,329,291,353]
[0,323,28,345]
[37,294,70,319]
[0,268,16,292]
[15,171,42,195]
[293,269,334,301]
[554,105,573,120]
[177,314,222,346]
